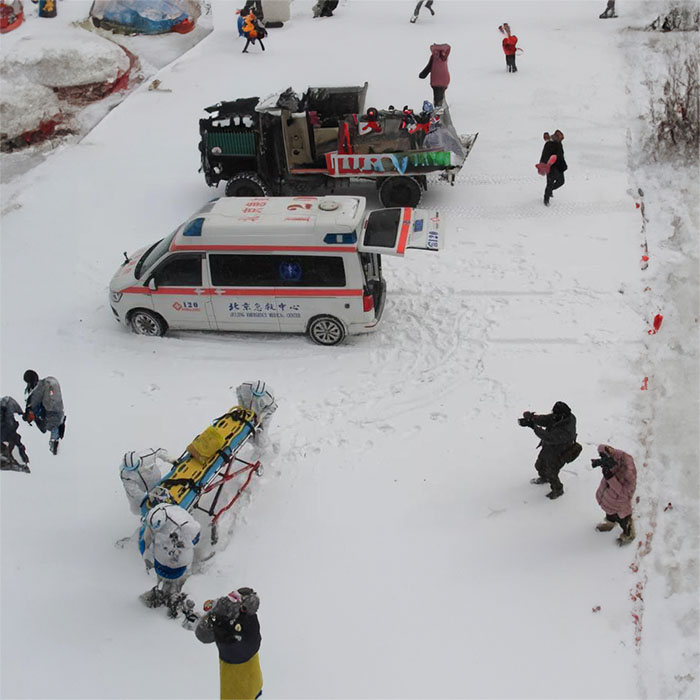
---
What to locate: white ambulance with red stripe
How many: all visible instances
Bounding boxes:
[109,196,440,345]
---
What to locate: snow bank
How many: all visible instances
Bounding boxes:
[0,81,60,140]
[1,30,130,87]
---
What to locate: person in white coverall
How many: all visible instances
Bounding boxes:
[119,448,173,515]
[139,503,201,604]
[235,381,277,447]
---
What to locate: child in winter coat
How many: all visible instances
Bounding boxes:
[499,23,519,72]
[241,10,266,53]
[418,43,451,108]
[594,445,637,545]
[539,129,567,206]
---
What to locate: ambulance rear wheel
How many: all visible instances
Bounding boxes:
[129,309,167,337]
[308,315,346,346]
[225,173,270,197]
[378,176,423,208]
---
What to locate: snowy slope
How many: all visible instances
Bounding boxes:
[1,1,698,699]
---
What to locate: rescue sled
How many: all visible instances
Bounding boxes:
[140,405,268,530]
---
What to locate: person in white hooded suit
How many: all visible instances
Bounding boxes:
[119,448,173,515]
[139,503,201,605]
[236,380,276,443]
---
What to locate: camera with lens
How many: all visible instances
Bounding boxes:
[591,453,614,469]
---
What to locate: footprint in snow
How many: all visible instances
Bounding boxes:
[430,412,447,422]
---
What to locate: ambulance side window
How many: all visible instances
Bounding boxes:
[153,255,202,287]
[276,256,346,287]
[210,255,277,287]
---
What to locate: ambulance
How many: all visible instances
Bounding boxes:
[109,196,440,345]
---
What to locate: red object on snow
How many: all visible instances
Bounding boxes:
[640,377,648,390]
[536,154,557,176]
[0,0,24,33]
[502,35,518,55]
[171,16,194,33]
[647,314,663,335]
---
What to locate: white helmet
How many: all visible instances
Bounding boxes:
[146,503,171,531]
[122,451,141,471]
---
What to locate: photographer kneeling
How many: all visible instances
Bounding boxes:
[593,444,637,546]
[519,401,580,499]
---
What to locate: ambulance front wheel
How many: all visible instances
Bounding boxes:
[129,309,167,337]
[378,176,423,208]
[308,315,346,346]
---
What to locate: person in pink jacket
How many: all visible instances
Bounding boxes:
[418,43,451,108]
[593,444,637,545]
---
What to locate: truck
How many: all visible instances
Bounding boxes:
[198,83,477,209]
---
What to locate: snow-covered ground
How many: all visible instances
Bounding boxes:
[1,1,698,698]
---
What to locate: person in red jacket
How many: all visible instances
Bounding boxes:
[593,444,637,546]
[499,23,519,73]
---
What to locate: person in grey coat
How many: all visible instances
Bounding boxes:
[23,370,65,455]
[519,401,578,499]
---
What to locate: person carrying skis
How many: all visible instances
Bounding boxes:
[195,587,263,700]
[539,129,567,206]
[119,448,174,515]
[410,0,435,23]
[593,444,637,545]
[241,9,266,53]
[1,396,30,471]
[23,369,65,455]
[139,502,201,606]
[418,43,451,108]
[499,23,520,72]
[519,401,579,499]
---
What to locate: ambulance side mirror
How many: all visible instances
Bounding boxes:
[148,278,158,291]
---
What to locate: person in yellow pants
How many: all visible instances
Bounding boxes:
[195,588,263,700]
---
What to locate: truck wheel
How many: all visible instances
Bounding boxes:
[129,309,167,337]
[225,173,270,197]
[378,176,423,208]
[308,316,346,346]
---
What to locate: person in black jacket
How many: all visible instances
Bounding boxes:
[519,401,578,499]
[540,129,567,206]
[195,588,263,700]
[1,396,30,470]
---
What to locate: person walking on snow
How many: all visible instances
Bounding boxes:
[410,0,435,23]
[499,23,520,72]
[195,588,263,700]
[539,129,567,206]
[1,396,30,470]
[312,0,338,17]
[23,369,65,455]
[139,502,201,606]
[593,444,637,545]
[599,1,617,18]
[519,401,579,499]
[120,448,174,515]
[241,9,266,53]
[419,43,451,108]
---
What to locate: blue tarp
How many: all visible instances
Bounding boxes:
[90,0,194,34]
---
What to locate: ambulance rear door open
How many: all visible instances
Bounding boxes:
[358,207,441,256]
